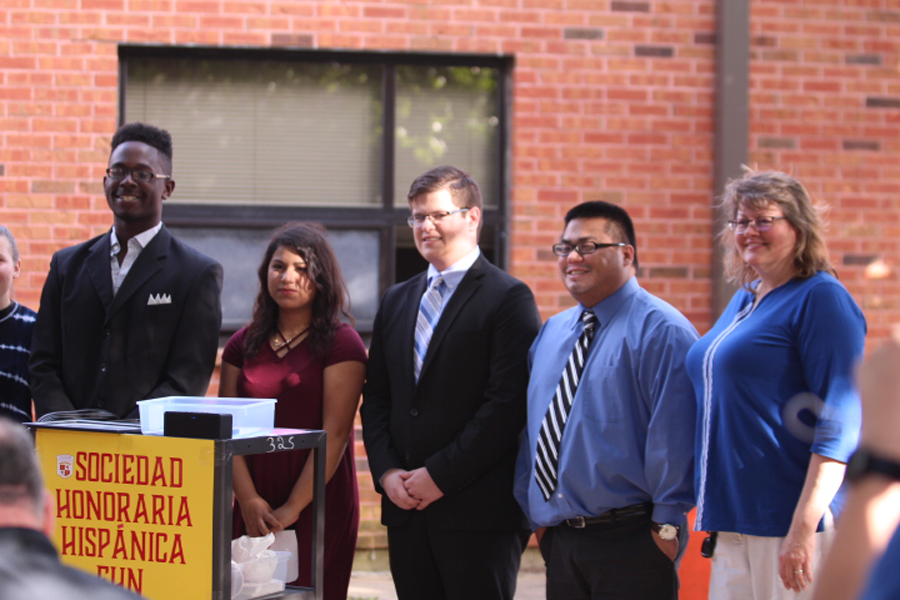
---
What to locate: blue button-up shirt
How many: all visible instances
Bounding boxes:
[514,277,699,528]
[423,245,481,309]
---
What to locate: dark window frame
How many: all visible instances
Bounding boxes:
[117,45,514,319]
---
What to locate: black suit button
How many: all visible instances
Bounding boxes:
[404,453,411,461]
[100,363,107,372]
[410,409,418,417]
[104,329,111,338]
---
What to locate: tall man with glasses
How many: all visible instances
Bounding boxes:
[30,122,222,419]
[362,165,541,600]
[514,201,698,599]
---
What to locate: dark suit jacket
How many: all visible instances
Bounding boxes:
[361,254,541,531]
[29,225,223,418]
[0,528,142,600]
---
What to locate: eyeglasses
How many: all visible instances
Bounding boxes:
[728,216,787,234]
[407,208,470,228]
[106,167,171,183]
[552,242,628,256]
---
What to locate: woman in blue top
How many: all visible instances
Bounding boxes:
[687,170,867,600]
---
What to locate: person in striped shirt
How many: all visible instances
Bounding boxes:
[0,226,36,424]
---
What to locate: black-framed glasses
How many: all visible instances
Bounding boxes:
[106,167,171,183]
[728,216,787,234]
[552,241,628,256]
[407,208,470,228]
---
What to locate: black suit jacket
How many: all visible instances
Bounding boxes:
[0,528,141,600]
[29,226,223,418]
[361,254,541,531]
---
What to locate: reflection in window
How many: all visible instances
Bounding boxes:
[169,226,380,333]
[395,66,500,207]
[128,59,383,206]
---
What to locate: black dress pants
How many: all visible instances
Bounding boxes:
[540,515,679,600]
[387,510,529,600]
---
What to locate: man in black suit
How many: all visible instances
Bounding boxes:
[30,122,222,419]
[0,418,141,599]
[361,166,541,600]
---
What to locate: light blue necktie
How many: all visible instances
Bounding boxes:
[414,275,445,382]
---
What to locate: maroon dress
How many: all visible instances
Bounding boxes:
[223,323,367,600]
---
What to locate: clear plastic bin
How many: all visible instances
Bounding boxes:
[137,396,276,438]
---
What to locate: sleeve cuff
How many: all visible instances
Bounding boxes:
[651,504,689,527]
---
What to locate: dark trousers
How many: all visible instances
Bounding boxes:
[540,515,680,600]
[387,511,529,600]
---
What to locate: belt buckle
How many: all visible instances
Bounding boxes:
[569,517,586,529]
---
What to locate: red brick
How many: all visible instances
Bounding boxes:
[247,17,291,29]
[126,28,173,42]
[173,29,220,44]
[430,22,470,36]
[221,31,268,44]
[386,20,429,35]
[454,7,496,22]
[222,1,265,13]
[195,15,242,28]
[607,29,650,43]
[272,2,314,16]
[175,0,220,12]
[476,24,517,37]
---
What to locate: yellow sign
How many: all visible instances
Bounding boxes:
[36,429,215,599]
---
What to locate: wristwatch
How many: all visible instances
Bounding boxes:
[651,522,679,541]
[846,448,900,483]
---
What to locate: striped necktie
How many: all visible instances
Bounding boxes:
[414,275,445,382]
[534,310,598,501]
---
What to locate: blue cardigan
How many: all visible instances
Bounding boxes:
[688,272,866,536]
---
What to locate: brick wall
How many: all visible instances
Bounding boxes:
[746,1,900,341]
[3,0,899,557]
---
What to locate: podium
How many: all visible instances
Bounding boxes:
[31,422,325,600]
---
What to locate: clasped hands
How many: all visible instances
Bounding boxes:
[239,496,303,537]
[383,467,444,511]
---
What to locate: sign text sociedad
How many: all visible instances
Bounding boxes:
[57,451,193,592]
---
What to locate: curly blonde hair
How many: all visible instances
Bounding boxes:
[719,168,836,291]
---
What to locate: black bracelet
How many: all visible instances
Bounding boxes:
[845,448,900,483]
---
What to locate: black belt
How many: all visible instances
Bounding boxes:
[564,503,652,529]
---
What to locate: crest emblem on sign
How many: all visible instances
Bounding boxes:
[57,454,74,479]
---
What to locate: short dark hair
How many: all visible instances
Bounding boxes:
[564,201,639,269]
[0,419,44,516]
[111,122,174,173]
[408,165,483,237]
[243,222,353,360]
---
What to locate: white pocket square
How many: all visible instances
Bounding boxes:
[147,293,172,306]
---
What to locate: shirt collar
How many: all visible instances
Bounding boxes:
[109,222,163,256]
[426,246,481,290]
[573,276,639,329]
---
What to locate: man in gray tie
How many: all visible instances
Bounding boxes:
[361,165,541,600]
[514,201,699,599]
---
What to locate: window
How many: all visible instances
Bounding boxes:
[120,46,511,334]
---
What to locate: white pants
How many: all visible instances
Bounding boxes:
[708,521,835,600]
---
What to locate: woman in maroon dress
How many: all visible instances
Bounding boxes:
[220,222,367,600]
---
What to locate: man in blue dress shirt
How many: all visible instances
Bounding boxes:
[514,201,699,599]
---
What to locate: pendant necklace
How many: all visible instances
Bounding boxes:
[273,325,310,350]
